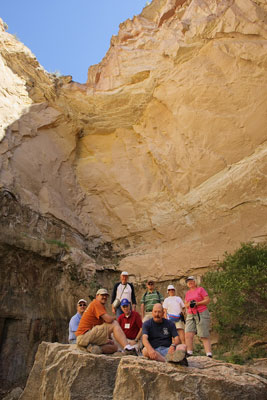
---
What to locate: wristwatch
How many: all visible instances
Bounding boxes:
[171,344,176,348]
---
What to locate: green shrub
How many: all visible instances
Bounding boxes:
[45,239,69,249]
[202,242,267,336]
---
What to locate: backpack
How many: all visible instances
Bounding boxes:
[144,290,161,302]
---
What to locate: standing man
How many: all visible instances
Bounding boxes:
[68,299,87,344]
[111,271,137,318]
[76,288,137,355]
[117,298,142,351]
[140,280,164,322]
[142,303,188,365]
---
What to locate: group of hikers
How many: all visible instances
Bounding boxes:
[68,271,212,365]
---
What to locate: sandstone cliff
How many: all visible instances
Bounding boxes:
[0,0,267,395]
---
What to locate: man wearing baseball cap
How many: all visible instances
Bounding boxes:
[68,299,87,344]
[76,288,137,355]
[118,298,142,351]
[141,280,164,322]
[111,271,137,318]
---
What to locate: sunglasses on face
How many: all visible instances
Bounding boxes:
[121,305,129,308]
[147,282,154,285]
[79,304,86,307]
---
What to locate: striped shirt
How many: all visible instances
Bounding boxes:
[141,290,164,312]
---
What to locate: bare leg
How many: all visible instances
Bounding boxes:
[185,331,195,352]
[101,343,118,354]
[201,337,212,353]
[176,344,187,352]
[108,321,128,348]
[173,335,181,345]
[178,329,185,344]
[142,347,166,362]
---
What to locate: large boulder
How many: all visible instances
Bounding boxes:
[20,342,121,400]
[20,342,267,400]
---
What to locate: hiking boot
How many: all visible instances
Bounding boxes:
[87,344,102,355]
[124,347,138,356]
[166,350,187,366]
[179,357,189,366]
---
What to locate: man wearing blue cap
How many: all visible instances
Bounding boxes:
[118,298,142,349]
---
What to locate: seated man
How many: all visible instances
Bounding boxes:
[69,298,87,344]
[142,303,188,365]
[117,298,142,350]
[75,288,137,355]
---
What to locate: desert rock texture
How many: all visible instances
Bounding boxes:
[20,342,267,400]
[0,0,267,394]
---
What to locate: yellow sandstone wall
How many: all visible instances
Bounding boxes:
[1,0,267,283]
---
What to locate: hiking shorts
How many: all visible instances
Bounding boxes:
[76,323,110,347]
[142,312,153,323]
[174,320,185,330]
[185,309,210,337]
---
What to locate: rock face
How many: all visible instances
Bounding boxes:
[0,0,267,394]
[20,343,121,400]
[1,0,267,280]
[20,342,267,400]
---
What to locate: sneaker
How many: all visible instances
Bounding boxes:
[207,354,212,358]
[166,350,187,365]
[87,344,102,355]
[124,347,138,356]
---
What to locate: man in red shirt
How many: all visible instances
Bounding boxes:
[76,288,137,355]
[118,298,142,350]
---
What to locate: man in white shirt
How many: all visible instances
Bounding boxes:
[111,271,137,318]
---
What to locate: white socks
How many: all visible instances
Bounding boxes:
[124,344,134,351]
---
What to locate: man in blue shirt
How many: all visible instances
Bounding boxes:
[142,303,187,364]
[69,299,87,344]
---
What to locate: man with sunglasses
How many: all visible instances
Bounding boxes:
[76,289,137,355]
[69,299,87,344]
[141,280,164,322]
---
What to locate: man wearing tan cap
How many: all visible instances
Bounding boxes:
[76,288,137,355]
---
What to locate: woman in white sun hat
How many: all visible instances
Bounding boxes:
[163,285,186,344]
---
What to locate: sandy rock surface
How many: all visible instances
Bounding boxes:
[20,342,267,400]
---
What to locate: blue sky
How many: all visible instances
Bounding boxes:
[1,1,149,83]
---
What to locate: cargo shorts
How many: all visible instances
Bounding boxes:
[76,323,110,347]
[185,309,210,337]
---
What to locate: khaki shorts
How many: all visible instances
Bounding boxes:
[142,312,153,323]
[185,309,210,337]
[76,323,110,347]
[174,320,185,330]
